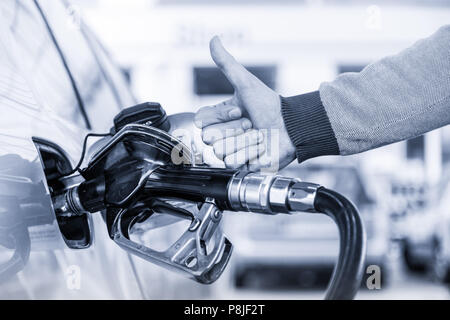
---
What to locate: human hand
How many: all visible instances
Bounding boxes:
[194,36,296,172]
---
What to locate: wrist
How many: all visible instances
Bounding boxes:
[280,91,340,163]
[279,113,297,162]
[280,129,297,168]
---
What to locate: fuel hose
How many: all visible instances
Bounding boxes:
[314,187,366,300]
[226,172,367,300]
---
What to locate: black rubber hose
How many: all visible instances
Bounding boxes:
[314,187,366,300]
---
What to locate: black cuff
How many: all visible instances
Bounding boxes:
[281,91,340,163]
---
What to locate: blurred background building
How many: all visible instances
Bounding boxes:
[69,0,450,299]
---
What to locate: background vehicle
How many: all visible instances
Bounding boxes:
[433,179,450,283]
[401,173,450,284]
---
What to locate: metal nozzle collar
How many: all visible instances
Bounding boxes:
[228,172,320,214]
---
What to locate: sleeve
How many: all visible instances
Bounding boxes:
[281,25,450,162]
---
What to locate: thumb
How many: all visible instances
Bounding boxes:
[210,36,249,88]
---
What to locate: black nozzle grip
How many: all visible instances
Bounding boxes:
[145,165,238,210]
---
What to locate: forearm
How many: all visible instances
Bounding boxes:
[281,25,450,162]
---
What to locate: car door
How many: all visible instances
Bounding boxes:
[0,0,143,299]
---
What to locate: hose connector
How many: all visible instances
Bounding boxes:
[227,172,320,214]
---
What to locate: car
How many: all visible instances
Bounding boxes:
[0,0,211,300]
[432,179,450,283]
[401,173,450,283]
[221,161,391,291]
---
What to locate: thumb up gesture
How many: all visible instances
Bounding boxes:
[195,36,295,172]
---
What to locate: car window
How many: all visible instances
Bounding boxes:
[81,25,136,109]
[0,0,86,129]
[2,0,138,133]
[37,0,123,132]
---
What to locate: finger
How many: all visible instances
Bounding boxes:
[194,103,242,128]
[224,143,266,169]
[210,36,249,88]
[213,130,264,160]
[247,151,269,172]
[202,145,226,168]
[202,118,252,144]
[247,149,280,172]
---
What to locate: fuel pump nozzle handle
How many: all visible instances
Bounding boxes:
[144,166,320,215]
[144,166,366,300]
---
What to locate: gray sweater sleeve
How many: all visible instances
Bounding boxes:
[281,25,450,162]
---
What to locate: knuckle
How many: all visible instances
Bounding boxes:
[224,155,240,169]
[213,142,224,159]
[213,105,228,120]
[203,127,224,144]
[196,106,211,116]
[201,130,212,144]
[246,130,258,143]
[230,126,244,137]
[241,118,252,130]
[194,114,205,128]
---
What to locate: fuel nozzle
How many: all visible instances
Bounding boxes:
[50,102,366,299]
[143,166,366,299]
[143,166,320,215]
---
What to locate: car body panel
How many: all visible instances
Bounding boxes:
[0,0,148,299]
